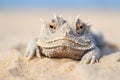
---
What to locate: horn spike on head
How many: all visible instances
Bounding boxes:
[53,12,57,19]
[40,18,44,23]
[59,14,62,18]
[68,16,72,20]
[76,15,80,18]
[76,16,81,23]
[67,16,73,26]
[76,15,79,19]
[76,15,81,20]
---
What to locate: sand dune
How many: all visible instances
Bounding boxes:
[0,10,120,80]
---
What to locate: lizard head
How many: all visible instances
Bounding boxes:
[39,14,67,42]
[38,15,93,50]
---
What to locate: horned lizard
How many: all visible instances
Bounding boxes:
[25,15,103,64]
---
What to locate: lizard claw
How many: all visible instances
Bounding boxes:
[25,39,42,60]
[80,53,99,64]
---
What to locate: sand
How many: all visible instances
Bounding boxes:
[0,10,120,80]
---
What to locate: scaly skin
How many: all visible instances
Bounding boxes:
[25,15,101,64]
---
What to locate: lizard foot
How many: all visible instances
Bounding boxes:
[25,39,42,60]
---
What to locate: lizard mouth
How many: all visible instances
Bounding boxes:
[46,37,79,45]
[37,37,94,50]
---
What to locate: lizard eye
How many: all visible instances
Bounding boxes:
[49,24,56,29]
[49,25,54,28]
[76,23,83,30]
[80,25,83,29]
[49,19,56,29]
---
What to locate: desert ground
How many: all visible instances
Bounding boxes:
[0,10,120,80]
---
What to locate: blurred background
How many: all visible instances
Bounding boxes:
[0,0,120,50]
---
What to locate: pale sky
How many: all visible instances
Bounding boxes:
[0,0,120,10]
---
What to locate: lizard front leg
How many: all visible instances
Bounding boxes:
[25,38,42,60]
[80,46,101,64]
